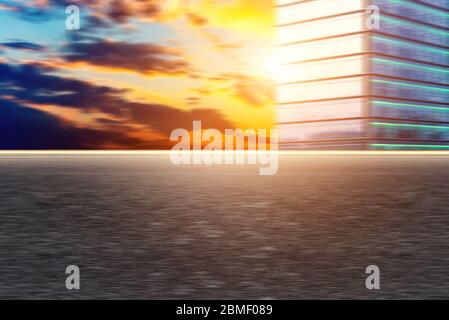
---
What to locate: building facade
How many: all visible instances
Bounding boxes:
[276,0,449,150]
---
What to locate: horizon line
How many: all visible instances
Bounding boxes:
[0,150,449,156]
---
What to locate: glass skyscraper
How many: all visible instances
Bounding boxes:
[276,0,449,150]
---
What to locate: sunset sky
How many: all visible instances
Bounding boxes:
[0,0,275,149]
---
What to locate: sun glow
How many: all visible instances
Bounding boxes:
[248,46,285,81]
[262,55,283,79]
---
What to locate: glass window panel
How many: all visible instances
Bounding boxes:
[278,76,366,104]
[278,12,365,45]
[371,57,449,85]
[278,98,365,123]
[378,16,449,47]
[279,120,366,142]
[370,143,449,150]
[373,0,449,28]
[278,0,365,25]
[371,35,449,66]
[279,56,365,84]
[416,0,449,10]
[278,34,365,64]
[370,121,449,140]
[371,78,449,104]
[370,100,449,122]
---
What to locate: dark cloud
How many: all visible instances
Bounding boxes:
[0,62,124,116]
[84,14,113,30]
[0,62,234,149]
[0,98,146,149]
[126,103,233,133]
[107,0,134,23]
[0,41,46,52]
[102,0,162,24]
[62,40,189,75]
[10,0,162,26]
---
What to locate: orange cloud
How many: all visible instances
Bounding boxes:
[232,74,274,108]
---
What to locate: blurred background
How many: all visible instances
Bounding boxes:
[0,0,275,149]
